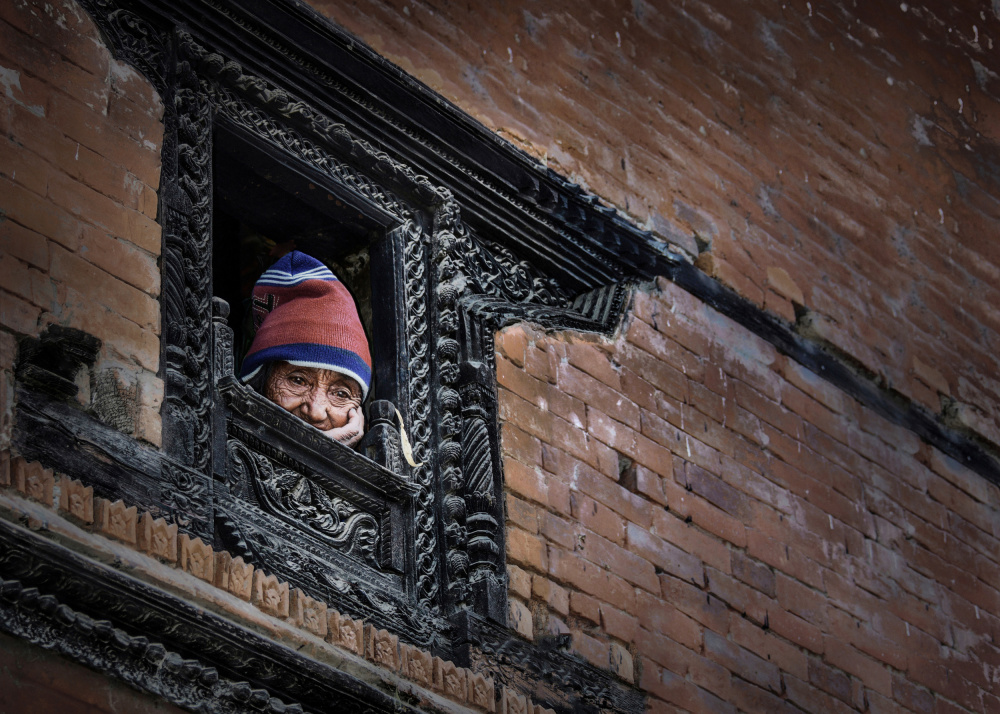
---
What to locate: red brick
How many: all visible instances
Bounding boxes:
[625,317,705,384]
[0,175,81,250]
[0,220,49,269]
[768,608,824,656]
[619,367,663,414]
[733,379,802,439]
[524,343,555,383]
[674,483,747,548]
[703,629,781,694]
[49,244,158,330]
[499,422,542,466]
[627,521,704,585]
[504,493,538,533]
[635,463,668,505]
[634,589,703,649]
[569,590,601,625]
[652,508,731,574]
[682,462,751,520]
[51,285,154,369]
[550,448,652,527]
[505,527,548,572]
[47,93,162,187]
[507,564,531,600]
[659,574,725,631]
[0,288,41,335]
[617,342,689,403]
[0,134,48,196]
[504,456,548,507]
[499,390,593,467]
[564,338,621,390]
[807,656,853,705]
[728,613,807,681]
[495,326,527,366]
[548,546,636,612]
[538,510,578,551]
[570,491,625,544]
[0,252,51,308]
[599,603,639,643]
[780,359,848,415]
[576,526,659,593]
[866,691,910,714]
[571,629,608,669]
[730,551,775,598]
[107,91,165,147]
[531,576,569,616]
[1,0,111,75]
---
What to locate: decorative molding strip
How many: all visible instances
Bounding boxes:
[0,453,594,714]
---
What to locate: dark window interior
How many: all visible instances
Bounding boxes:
[211,122,378,380]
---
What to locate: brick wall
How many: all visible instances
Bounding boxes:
[0,0,164,450]
[497,280,1000,713]
[318,0,1000,448]
[3,0,1000,711]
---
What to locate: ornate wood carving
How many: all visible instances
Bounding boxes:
[14,1,650,711]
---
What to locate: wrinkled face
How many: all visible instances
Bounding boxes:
[264,362,363,431]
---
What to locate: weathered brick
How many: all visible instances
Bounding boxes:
[704,629,781,694]
[569,589,601,625]
[50,244,158,330]
[627,521,704,585]
[570,491,625,544]
[531,575,569,616]
[0,175,81,251]
[506,527,548,572]
[0,220,49,270]
[548,546,636,612]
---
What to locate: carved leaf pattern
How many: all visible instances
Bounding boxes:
[227,439,380,565]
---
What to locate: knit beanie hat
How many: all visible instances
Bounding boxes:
[240,251,371,399]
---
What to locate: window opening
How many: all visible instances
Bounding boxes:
[211,122,376,380]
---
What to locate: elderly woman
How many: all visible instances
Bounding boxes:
[240,251,370,447]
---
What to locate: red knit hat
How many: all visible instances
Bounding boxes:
[240,251,371,398]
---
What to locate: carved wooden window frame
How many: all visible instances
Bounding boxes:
[41,0,630,651]
[150,29,507,641]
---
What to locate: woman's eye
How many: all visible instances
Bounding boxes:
[289,375,308,386]
[333,389,350,400]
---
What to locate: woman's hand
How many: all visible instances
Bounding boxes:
[323,407,364,446]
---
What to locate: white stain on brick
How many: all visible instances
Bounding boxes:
[0,66,45,117]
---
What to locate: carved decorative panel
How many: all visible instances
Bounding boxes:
[10,0,647,711]
[28,0,638,630]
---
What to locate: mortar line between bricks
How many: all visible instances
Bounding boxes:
[642,255,1000,486]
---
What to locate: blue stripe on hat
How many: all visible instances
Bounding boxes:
[240,342,372,397]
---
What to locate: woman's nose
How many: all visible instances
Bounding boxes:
[299,392,330,423]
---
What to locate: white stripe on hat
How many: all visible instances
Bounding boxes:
[257,266,337,285]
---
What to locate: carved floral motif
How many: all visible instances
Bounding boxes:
[365,626,398,670]
[214,552,254,600]
[401,644,433,687]
[97,499,138,545]
[16,459,55,505]
[292,589,328,638]
[179,534,215,582]
[138,513,178,562]
[434,656,467,703]
[328,611,364,656]
[252,571,289,618]
[58,477,94,523]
